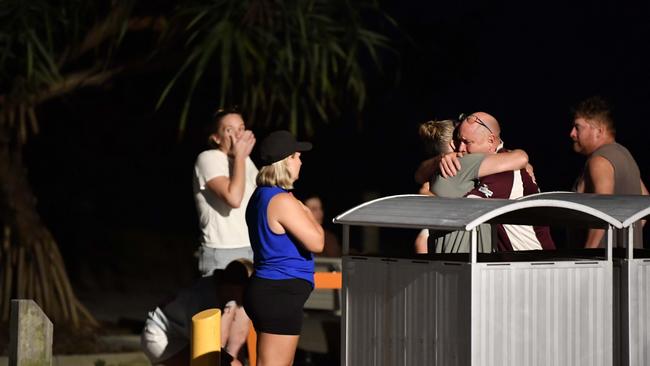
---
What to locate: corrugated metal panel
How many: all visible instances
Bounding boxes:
[401,260,436,365]
[434,262,472,366]
[345,257,614,366]
[345,257,472,366]
[345,257,391,366]
[629,259,650,366]
[472,262,613,366]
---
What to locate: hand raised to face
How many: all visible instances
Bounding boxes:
[229,130,256,158]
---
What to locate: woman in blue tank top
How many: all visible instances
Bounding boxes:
[243,130,324,366]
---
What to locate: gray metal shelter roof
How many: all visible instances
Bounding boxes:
[519,191,650,228]
[333,193,650,231]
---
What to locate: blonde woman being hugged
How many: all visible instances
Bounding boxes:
[244,130,324,366]
[193,107,257,276]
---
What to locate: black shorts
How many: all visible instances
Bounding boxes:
[243,276,313,335]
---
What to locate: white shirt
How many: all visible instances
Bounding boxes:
[193,149,258,249]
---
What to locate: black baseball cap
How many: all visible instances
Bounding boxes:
[259,130,312,165]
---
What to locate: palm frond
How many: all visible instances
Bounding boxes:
[159,0,396,137]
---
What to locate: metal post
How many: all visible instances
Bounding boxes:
[341,224,349,366]
[470,227,477,264]
[625,223,635,365]
[341,257,349,366]
[470,226,478,365]
[342,225,350,256]
[627,224,634,260]
[607,225,613,262]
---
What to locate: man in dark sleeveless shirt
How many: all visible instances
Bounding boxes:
[570,96,649,248]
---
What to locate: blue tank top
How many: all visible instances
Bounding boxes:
[246,186,314,285]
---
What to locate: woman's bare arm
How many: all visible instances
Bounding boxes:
[268,193,324,253]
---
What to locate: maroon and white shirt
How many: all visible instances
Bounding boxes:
[465,169,555,251]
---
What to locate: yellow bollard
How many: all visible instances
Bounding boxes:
[191,308,221,366]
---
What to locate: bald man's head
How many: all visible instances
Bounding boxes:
[472,112,501,138]
[457,112,502,154]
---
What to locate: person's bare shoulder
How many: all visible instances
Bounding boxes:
[271,192,296,207]
[269,192,305,220]
[586,155,614,178]
[585,155,614,193]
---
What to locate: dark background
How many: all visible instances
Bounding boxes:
[23,1,650,320]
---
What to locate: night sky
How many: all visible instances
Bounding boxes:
[23,1,650,292]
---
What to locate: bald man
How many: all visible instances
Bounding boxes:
[414,112,505,184]
[570,96,648,248]
[440,112,555,251]
[456,112,502,153]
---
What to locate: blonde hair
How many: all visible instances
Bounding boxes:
[418,119,455,156]
[256,155,294,189]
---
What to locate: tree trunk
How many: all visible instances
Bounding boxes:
[0,126,97,328]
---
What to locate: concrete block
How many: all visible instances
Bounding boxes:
[9,299,53,366]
